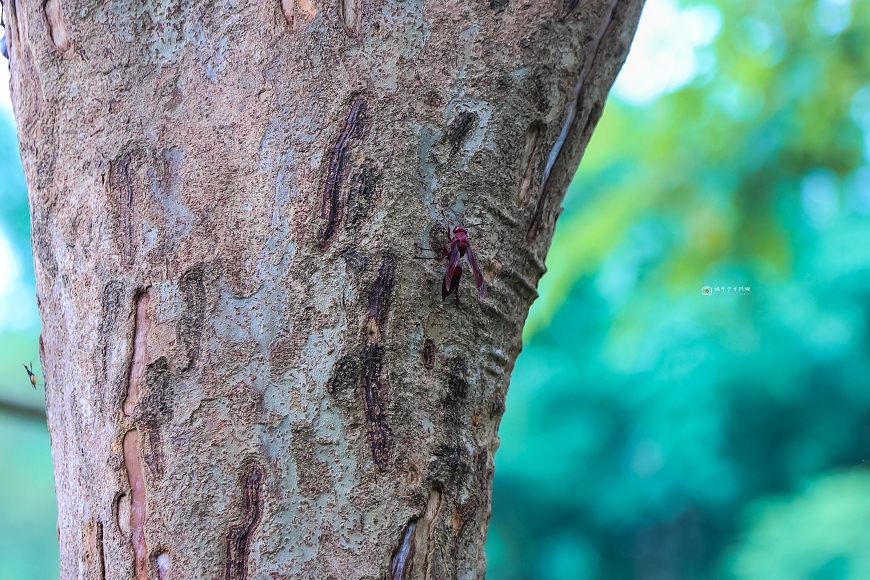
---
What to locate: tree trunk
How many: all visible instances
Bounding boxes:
[4,0,642,578]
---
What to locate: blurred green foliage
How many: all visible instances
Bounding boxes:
[2,0,870,578]
[488,0,870,578]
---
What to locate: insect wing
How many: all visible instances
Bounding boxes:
[442,242,462,299]
[465,246,486,298]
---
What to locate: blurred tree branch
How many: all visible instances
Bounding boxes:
[0,396,46,423]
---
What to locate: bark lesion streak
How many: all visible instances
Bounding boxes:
[123,291,151,416]
[122,430,149,580]
[280,0,316,28]
[441,110,478,158]
[86,520,106,580]
[178,265,206,371]
[390,520,417,580]
[318,96,368,246]
[338,0,360,36]
[360,253,396,470]
[42,0,73,57]
[527,0,621,241]
[422,339,435,371]
[346,163,379,228]
[517,121,545,207]
[224,464,265,580]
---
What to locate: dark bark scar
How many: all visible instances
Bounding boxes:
[224,463,265,580]
[178,264,206,372]
[441,110,478,157]
[359,253,397,470]
[318,96,368,247]
[423,339,435,371]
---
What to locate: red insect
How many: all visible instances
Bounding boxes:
[417,222,486,303]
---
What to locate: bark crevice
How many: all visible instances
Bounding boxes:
[224,463,266,580]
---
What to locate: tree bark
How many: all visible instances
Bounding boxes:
[4,0,642,578]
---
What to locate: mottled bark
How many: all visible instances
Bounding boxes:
[4,0,642,578]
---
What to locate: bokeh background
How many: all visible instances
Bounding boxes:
[2,0,870,577]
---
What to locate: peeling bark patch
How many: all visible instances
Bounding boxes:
[110,153,137,265]
[155,552,170,580]
[42,0,73,57]
[224,464,265,580]
[338,0,360,36]
[123,291,150,417]
[178,265,206,371]
[407,488,444,578]
[518,121,545,207]
[390,520,417,580]
[423,339,435,371]
[318,97,368,246]
[122,430,149,580]
[528,0,621,241]
[281,0,316,26]
[279,0,295,26]
[441,110,478,158]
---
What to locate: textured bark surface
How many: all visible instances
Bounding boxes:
[4,0,642,578]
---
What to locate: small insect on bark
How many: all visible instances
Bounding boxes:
[23,362,38,390]
[416,220,486,304]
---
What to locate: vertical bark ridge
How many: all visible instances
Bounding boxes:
[528,0,623,241]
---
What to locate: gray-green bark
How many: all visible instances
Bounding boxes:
[4,0,643,577]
